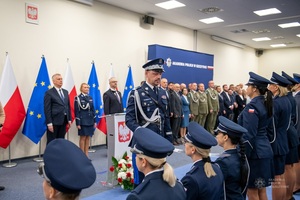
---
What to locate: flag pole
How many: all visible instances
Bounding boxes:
[2,145,17,168]
[66,130,69,140]
[33,141,43,162]
[88,136,96,153]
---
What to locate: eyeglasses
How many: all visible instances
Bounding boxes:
[37,163,51,184]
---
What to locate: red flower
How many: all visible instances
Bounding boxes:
[125,156,129,160]
[109,166,114,172]
[118,163,123,168]
[126,163,132,168]
[118,178,123,183]
[126,172,131,178]
[130,179,134,183]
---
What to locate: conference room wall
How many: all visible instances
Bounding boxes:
[257,48,300,79]
[0,0,297,161]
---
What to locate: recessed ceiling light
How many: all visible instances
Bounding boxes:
[270,44,286,48]
[254,8,281,16]
[297,34,300,37]
[199,17,224,24]
[278,22,300,28]
[252,37,271,42]
[155,0,185,10]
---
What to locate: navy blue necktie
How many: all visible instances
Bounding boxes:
[59,89,64,101]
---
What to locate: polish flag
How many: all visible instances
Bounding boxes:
[106,64,115,90]
[62,62,77,128]
[0,55,26,149]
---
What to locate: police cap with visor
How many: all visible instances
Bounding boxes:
[37,139,96,194]
[131,127,174,158]
[245,72,272,88]
[142,58,165,72]
[216,116,248,138]
[270,72,292,87]
[185,122,217,149]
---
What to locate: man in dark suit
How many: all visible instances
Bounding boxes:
[170,83,183,145]
[44,73,71,145]
[103,77,123,115]
[221,84,234,120]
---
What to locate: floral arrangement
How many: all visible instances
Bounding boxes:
[110,152,134,191]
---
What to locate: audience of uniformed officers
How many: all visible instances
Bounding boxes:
[39,58,300,200]
[125,58,300,200]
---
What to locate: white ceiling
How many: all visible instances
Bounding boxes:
[97,0,300,50]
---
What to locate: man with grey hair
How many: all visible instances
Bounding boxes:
[44,73,71,144]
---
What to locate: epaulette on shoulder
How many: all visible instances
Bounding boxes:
[134,179,149,194]
[132,86,141,91]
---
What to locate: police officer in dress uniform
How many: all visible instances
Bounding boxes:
[293,73,300,195]
[267,72,292,200]
[281,71,299,200]
[126,58,172,186]
[181,122,224,200]
[237,72,274,200]
[74,83,96,157]
[37,139,96,200]
[215,116,250,200]
[126,128,186,200]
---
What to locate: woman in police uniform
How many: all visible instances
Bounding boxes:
[215,116,249,200]
[126,128,186,200]
[181,122,224,200]
[237,72,274,200]
[74,83,96,157]
[267,72,292,200]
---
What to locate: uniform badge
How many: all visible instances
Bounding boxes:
[248,109,255,113]
[141,92,145,96]
[145,87,149,91]
[161,95,166,99]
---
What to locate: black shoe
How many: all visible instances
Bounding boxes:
[0,186,5,191]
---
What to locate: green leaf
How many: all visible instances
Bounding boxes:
[112,156,118,166]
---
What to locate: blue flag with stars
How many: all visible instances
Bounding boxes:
[88,62,107,134]
[22,56,51,144]
[122,66,134,112]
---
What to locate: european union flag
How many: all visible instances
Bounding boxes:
[88,62,107,134]
[122,66,134,112]
[22,56,51,144]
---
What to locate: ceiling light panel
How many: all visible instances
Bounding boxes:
[297,34,300,38]
[270,44,286,47]
[199,17,224,24]
[252,37,271,42]
[155,0,185,10]
[278,22,300,28]
[253,8,281,16]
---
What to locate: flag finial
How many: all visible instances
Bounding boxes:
[41,54,44,58]
[91,60,94,64]
[67,58,69,62]
[5,52,8,56]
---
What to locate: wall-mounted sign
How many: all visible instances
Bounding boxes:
[25,3,39,25]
